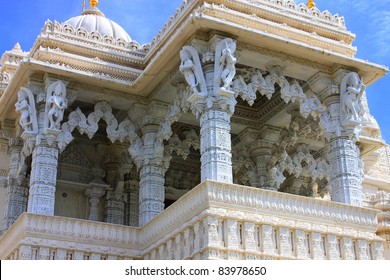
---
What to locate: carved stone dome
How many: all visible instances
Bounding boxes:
[63,6,132,44]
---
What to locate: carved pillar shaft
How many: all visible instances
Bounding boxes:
[328,137,362,206]
[139,165,165,226]
[3,179,28,231]
[7,138,23,175]
[200,110,233,183]
[85,188,105,221]
[180,37,237,184]
[318,72,366,207]
[28,140,59,215]
[89,197,100,221]
[2,138,28,232]
[22,78,67,216]
[127,180,139,227]
[105,192,126,225]
[256,153,271,189]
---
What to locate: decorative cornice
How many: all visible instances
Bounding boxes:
[222,0,347,29]
[195,2,356,57]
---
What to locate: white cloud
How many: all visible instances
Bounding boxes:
[367,10,390,59]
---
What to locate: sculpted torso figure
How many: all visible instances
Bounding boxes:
[15,91,33,132]
[220,45,237,89]
[179,50,199,94]
[47,83,67,130]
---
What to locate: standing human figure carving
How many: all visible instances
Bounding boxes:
[220,43,237,89]
[15,87,37,134]
[15,90,32,132]
[179,50,199,94]
[340,72,365,123]
[47,81,68,130]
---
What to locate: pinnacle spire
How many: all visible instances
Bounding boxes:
[307,0,315,9]
[90,0,98,7]
[82,0,86,13]
[82,0,104,17]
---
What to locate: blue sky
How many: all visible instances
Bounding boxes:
[1,0,389,142]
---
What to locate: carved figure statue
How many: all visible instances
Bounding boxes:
[46,81,68,130]
[340,72,365,123]
[179,50,199,94]
[220,42,237,89]
[15,91,32,131]
[15,87,37,134]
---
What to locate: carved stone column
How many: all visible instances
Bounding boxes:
[15,78,68,216]
[321,96,364,206]
[105,191,127,225]
[136,122,169,227]
[313,71,365,206]
[126,178,139,227]
[28,141,59,215]
[24,79,68,215]
[328,135,363,205]
[180,37,237,184]
[200,110,233,183]
[85,187,105,221]
[125,101,170,227]
[138,163,166,226]
[2,137,28,232]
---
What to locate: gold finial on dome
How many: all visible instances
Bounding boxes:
[307,0,315,9]
[82,0,104,17]
[90,0,98,7]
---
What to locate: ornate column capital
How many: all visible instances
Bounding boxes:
[316,71,366,141]
[180,36,237,117]
[307,72,334,101]
[84,187,106,199]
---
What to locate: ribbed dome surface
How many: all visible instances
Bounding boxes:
[64,7,132,43]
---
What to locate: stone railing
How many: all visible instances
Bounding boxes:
[0,181,385,260]
[0,214,140,260]
[140,180,385,260]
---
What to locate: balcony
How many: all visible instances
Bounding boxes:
[0,180,385,260]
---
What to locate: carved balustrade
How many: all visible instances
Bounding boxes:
[0,181,385,260]
[141,181,384,260]
[0,213,140,260]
